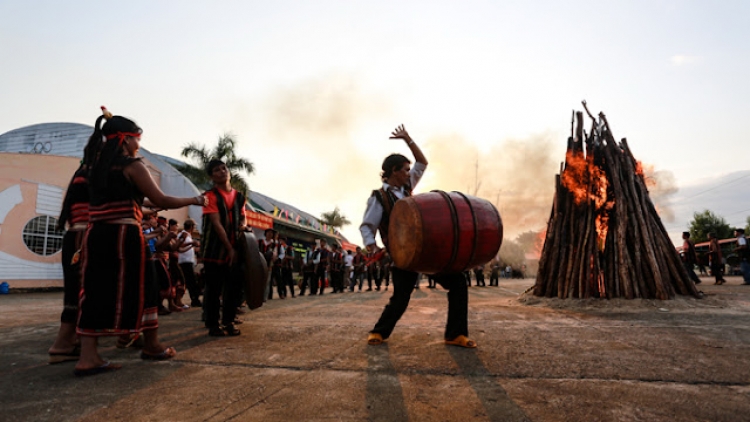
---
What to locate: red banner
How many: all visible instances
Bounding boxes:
[245,210,273,230]
[340,241,360,252]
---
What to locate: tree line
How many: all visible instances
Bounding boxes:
[687,210,749,244]
[175,133,350,230]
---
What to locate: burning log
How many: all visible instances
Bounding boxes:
[533,103,701,300]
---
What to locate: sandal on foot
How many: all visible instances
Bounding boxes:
[208,327,226,337]
[445,335,477,348]
[49,345,81,364]
[73,361,122,377]
[367,333,385,345]
[223,325,241,336]
[140,347,177,361]
[116,334,143,349]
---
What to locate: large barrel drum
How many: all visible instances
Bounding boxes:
[388,191,503,274]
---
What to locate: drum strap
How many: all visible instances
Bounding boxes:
[454,192,480,270]
[434,190,461,273]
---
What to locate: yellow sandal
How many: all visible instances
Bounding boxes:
[445,335,477,348]
[367,333,385,345]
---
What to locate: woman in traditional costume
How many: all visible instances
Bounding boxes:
[74,107,206,376]
[48,129,102,364]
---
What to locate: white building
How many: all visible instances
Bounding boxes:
[0,122,202,289]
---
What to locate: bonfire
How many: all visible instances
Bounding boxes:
[533,102,701,300]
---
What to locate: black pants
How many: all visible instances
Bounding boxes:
[301,270,315,295]
[315,268,326,294]
[353,272,365,290]
[489,273,499,286]
[281,267,295,297]
[331,270,343,292]
[371,267,468,340]
[366,268,375,290]
[179,262,201,304]
[268,266,282,299]
[682,261,701,284]
[710,263,724,283]
[203,262,241,328]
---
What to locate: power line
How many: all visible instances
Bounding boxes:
[672,173,750,204]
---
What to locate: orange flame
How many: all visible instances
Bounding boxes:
[560,151,608,208]
[561,151,612,251]
[533,229,546,259]
[595,200,614,249]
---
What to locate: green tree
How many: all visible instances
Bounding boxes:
[178,133,254,194]
[744,216,750,234]
[688,210,732,243]
[319,207,351,229]
[498,239,526,269]
[515,230,543,255]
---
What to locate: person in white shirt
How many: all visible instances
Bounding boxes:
[177,219,201,307]
[343,250,354,291]
[360,125,476,348]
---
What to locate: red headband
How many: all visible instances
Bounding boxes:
[106,132,141,146]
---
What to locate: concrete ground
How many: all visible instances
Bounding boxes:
[1,275,749,422]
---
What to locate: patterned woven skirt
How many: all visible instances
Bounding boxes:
[77,223,158,336]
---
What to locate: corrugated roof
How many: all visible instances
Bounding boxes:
[0,122,92,157]
[1,122,350,243]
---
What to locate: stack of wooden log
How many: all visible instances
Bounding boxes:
[533,103,701,299]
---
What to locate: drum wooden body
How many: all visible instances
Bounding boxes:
[239,232,269,310]
[388,191,503,274]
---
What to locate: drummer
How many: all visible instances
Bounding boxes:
[360,125,476,348]
[200,159,247,337]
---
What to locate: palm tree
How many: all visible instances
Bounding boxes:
[320,207,351,229]
[178,133,254,194]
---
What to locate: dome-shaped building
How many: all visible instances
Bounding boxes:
[0,122,202,289]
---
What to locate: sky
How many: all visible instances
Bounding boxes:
[1,1,749,246]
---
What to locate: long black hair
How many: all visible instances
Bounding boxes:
[56,115,107,230]
[89,115,142,193]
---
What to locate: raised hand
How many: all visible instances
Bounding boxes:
[389,124,412,143]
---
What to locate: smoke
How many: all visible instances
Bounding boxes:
[419,132,562,240]
[255,74,633,247]
[264,74,388,141]
[643,167,678,223]
[253,74,394,241]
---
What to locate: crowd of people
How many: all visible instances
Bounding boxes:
[681,230,750,286]
[48,114,512,377]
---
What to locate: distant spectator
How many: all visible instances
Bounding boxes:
[344,250,354,291]
[489,260,500,286]
[681,231,701,285]
[708,232,726,285]
[733,228,750,285]
[473,265,486,287]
